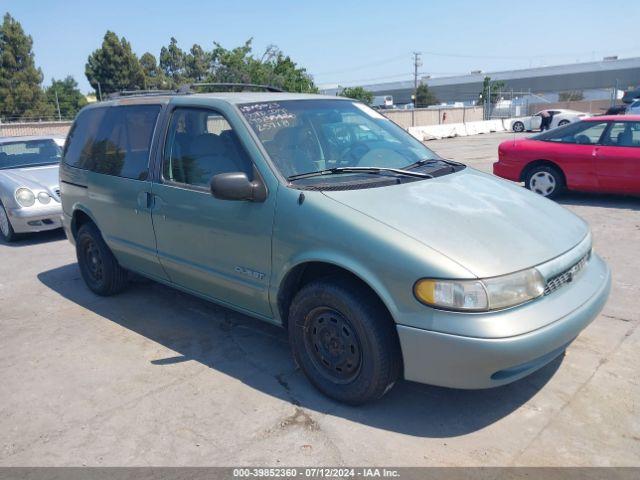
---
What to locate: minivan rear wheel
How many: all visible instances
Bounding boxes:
[288,277,401,404]
[76,222,129,296]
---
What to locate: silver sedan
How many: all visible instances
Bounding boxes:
[0,135,64,242]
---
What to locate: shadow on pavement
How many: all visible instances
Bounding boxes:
[38,263,562,438]
[0,228,66,247]
[556,192,639,210]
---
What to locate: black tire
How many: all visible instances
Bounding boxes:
[525,165,564,199]
[288,276,401,405]
[0,202,16,242]
[76,222,129,296]
[512,121,525,132]
[557,120,570,127]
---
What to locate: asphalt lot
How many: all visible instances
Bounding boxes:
[1,131,639,466]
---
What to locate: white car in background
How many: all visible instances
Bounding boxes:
[511,109,591,132]
[626,99,640,115]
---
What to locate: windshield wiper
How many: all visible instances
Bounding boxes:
[287,166,433,181]
[404,157,463,170]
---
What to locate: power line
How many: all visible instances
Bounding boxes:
[420,46,640,60]
[314,47,640,83]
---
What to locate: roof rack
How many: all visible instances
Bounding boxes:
[178,82,285,94]
[106,89,178,100]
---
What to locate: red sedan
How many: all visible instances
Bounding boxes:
[493,115,640,198]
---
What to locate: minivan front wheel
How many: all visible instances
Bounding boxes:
[76,222,129,296]
[288,277,401,404]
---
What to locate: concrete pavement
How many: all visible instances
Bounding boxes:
[1,132,638,466]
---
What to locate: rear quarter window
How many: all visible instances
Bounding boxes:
[63,104,161,180]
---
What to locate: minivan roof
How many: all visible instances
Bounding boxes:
[89,91,346,108]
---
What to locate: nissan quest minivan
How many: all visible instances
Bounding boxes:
[60,88,611,404]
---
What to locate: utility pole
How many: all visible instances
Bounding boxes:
[412,52,422,127]
[54,90,62,121]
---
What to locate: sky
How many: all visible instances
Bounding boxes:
[3,0,640,93]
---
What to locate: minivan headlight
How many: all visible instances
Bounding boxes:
[15,188,35,207]
[414,268,545,312]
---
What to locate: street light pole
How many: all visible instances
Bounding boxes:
[412,52,422,127]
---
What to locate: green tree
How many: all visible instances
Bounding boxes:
[267,48,316,93]
[85,31,145,96]
[478,76,505,106]
[159,37,186,87]
[338,86,374,104]
[0,13,53,120]
[558,90,584,102]
[185,44,210,82]
[45,76,87,119]
[204,39,316,93]
[415,83,439,107]
[140,52,168,89]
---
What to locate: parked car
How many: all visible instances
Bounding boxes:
[60,89,610,404]
[52,136,66,148]
[511,109,590,132]
[0,135,63,241]
[495,115,640,197]
[626,99,640,115]
[621,88,640,104]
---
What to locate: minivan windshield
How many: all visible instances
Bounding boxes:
[239,99,451,181]
[0,139,62,170]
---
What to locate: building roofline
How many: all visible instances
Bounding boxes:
[321,56,640,94]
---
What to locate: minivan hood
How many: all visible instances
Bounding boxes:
[322,169,588,278]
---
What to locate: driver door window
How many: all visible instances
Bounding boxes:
[162,108,253,189]
[543,122,607,144]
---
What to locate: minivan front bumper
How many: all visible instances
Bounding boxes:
[397,253,611,389]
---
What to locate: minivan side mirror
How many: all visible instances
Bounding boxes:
[209,172,266,202]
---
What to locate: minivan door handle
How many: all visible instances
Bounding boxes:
[136,191,154,212]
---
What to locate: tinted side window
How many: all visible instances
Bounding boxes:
[162,108,253,188]
[64,105,161,180]
[535,121,607,145]
[604,122,640,147]
[63,107,107,168]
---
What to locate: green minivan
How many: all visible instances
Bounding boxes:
[60,88,610,404]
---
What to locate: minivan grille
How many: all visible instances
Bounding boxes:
[544,252,590,296]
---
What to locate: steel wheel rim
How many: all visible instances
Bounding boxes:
[303,307,362,384]
[0,206,10,237]
[514,122,524,132]
[82,238,104,282]
[530,171,556,196]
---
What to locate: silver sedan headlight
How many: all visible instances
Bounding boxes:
[414,268,545,312]
[37,191,52,204]
[15,188,36,207]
